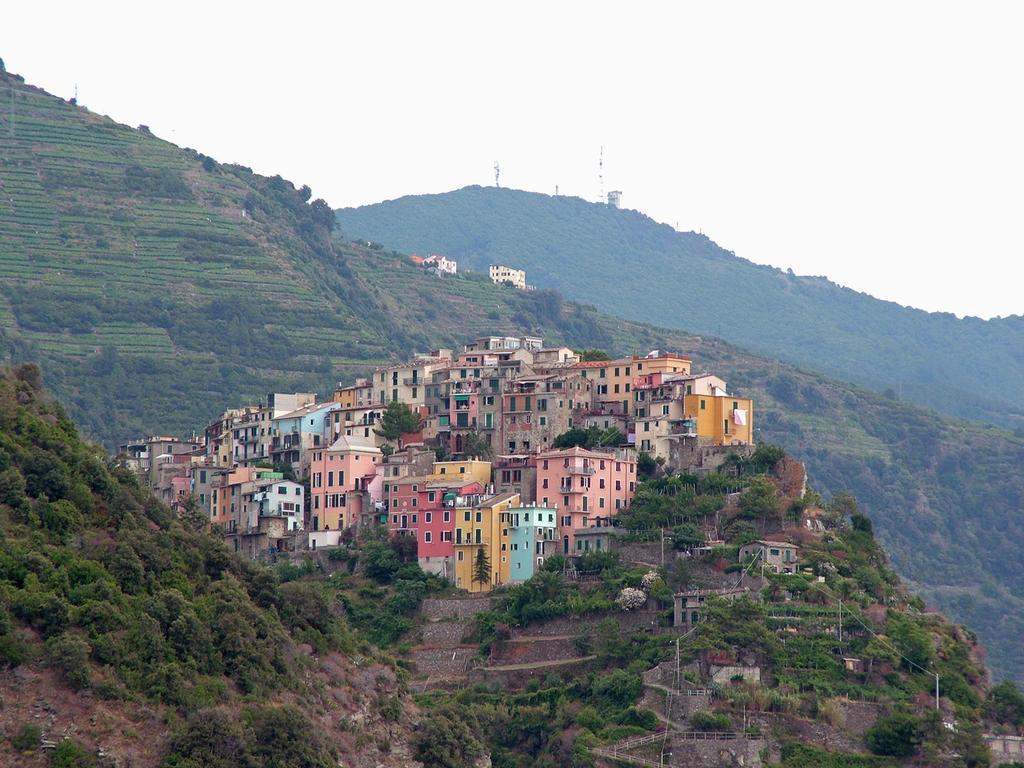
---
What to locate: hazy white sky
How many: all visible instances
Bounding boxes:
[3,2,1022,318]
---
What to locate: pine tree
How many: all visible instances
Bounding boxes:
[472,547,491,586]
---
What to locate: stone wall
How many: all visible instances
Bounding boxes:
[479,656,599,689]
[989,735,1024,766]
[419,621,469,648]
[420,597,493,621]
[612,540,669,568]
[507,609,665,638]
[667,736,764,768]
[408,647,475,678]
[491,638,577,665]
[710,665,761,685]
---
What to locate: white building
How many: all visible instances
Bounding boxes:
[423,254,457,275]
[489,264,527,290]
[250,480,305,532]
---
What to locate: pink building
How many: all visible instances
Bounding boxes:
[386,477,485,577]
[534,446,638,554]
[309,434,383,533]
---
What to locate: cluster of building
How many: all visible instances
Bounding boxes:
[119,335,754,591]
[409,253,458,275]
[405,256,533,293]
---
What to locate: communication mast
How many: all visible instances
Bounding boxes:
[493,161,500,188]
[598,146,604,203]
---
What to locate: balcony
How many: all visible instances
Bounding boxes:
[566,465,595,476]
[402,377,420,387]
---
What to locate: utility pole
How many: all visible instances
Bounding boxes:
[838,599,843,644]
[661,527,665,567]
[935,672,940,711]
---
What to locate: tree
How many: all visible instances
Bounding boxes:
[374,401,421,443]
[863,635,900,678]
[461,430,493,459]
[552,426,624,450]
[866,712,923,758]
[987,681,1024,727]
[178,494,208,532]
[472,548,491,586]
[738,476,781,525]
[576,349,610,362]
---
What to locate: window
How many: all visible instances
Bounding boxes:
[700,399,706,410]
[428,491,436,503]
[542,478,549,489]
[457,551,464,561]
[663,404,670,415]
[442,531,452,542]
[425,511,432,523]
[563,495,569,507]
[444,510,451,522]
[278,486,287,494]
[424,531,432,542]
[464,511,471,522]
[724,419,730,435]
[539,416,547,426]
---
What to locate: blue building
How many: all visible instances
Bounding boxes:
[504,504,558,583]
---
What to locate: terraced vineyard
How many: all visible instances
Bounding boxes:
[0,70,401,441]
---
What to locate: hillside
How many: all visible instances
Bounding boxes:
[0,69,1023,685]
[335,186,1024,433]
[4,365,1020,768]
[0,364,422,767]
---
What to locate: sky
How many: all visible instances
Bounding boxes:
[3,2,1022,319]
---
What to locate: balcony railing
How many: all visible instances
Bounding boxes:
[566,466,595,476]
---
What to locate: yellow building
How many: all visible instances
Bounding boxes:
[632,352,691,379]
[453,492,519,592]
[333,378,373,409]
[429,459,492,486]
[574,352,692,416]
[682,394,754,445]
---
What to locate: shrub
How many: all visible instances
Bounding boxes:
[47,632,91,690]
[50,739,99,768]
[690,711,732,731]
[616,587,647,611]
[10,722,41,751]
[866,712,922,758]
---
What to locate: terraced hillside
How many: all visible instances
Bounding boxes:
[337,186,1024,432]
[1,69,1022,684]
[0,69,407,442]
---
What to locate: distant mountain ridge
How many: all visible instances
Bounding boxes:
[336,185,1024,432]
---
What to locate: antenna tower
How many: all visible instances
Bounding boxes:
[493,161,500,188]
[598,146,604,202]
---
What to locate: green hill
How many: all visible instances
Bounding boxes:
[0,364,420,767]
[335,185,1024,433]
[1,69,1023,685]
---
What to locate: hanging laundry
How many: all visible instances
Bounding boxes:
[733,409,748,426]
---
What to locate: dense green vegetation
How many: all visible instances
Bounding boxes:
[1,70,1023,684]
[0,364,407,766]
[336,185,1024,432]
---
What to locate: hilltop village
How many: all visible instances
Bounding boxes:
[120,336,754,589]
[112,336,1024,767]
